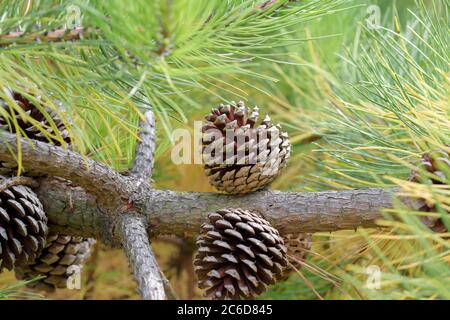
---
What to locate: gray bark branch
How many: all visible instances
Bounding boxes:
[0,175,38,192]
[118,215,166,300]
[36,177,394,241]
[118,109,174,300]
[146,187,393,236]
[0,27,92,47]
[0,131,131,208]
[0,132,395,241]
[131,110,156,180]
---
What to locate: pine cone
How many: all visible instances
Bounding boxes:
[0,90,70,144]
[0,89,71,175]
[15,234,96,291]
[202,101,291,194]
[280,233,312,281]
[0,182,48,271]
[408,148,449,232]
[194,208,288,300]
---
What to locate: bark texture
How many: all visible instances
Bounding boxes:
[0,131,132,208]
[36,177,393,241]
[0,176,38,192]
[147,188,393,236]
[118,215,166,300]
[131,111,156,180]
[0,27,92,47]
[119,110,172,300]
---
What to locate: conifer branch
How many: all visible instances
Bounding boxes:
[0,131,395,242]
[0,175,38,193]
[119,109,175,300]
[0,131,131,209]
[118,215,167,300]
[0,130,397,301]
[131,110,156,180]
[39,178,393,241]
[0,27,95,47]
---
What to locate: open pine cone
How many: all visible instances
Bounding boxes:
[408,148,449,232]
[194,208,288,300]
[15,234,96,291]
[202,101,291,194]
[0,90,70,144]
[0,180,48,271]
[0,89,71,175]
[280,233,312,281]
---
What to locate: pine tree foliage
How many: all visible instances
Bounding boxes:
[0,0,448,299]
[0,0,343,170]
[258,0,449,299]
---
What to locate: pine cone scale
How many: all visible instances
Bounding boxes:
[0,89,72,176]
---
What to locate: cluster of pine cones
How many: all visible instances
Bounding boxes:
[194,101,311,299]
[0,89,95,291]
[3,94,446,300]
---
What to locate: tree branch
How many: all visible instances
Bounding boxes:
[117,109,175,300]
[37,177,393,241]
[0,132,395,246]
[146,188,393,236]
[0,131,131,208]
[0,175,38,192]
[0,27,94,47]
[118,215,167,300]
[131,110,156,180]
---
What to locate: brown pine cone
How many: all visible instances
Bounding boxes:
[0,181,48,271]
[280,233,312,280]
[0,90,70,144]
[15,234,96,291]
[202,101,290,194]
[408,148,449,232]
[0,89,71,175]
[194,208,288,300]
